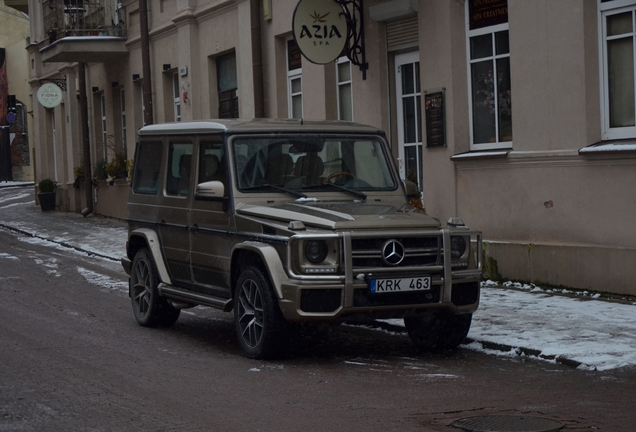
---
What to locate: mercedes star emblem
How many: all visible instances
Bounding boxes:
[381,240,405,266]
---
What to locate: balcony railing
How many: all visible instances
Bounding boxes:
[44,0,126,43]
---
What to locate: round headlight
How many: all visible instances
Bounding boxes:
[450,236,467,259]
[305,240,329,264]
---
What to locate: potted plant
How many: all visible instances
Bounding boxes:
[38,178,57,211]
[405,169,425,212]
[104,155,128,185]
[93,160,108,181]
[104,136,129,184]
[73,166,85,189]
[126,158,134,182]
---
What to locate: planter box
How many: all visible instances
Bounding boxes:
[38,192,56,212]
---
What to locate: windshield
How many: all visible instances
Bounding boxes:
[232,135,397,194]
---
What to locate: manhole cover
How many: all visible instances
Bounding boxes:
[451,415,564,432]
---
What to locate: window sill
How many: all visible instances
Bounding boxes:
[451,150,510,161]
[579,140,636,155]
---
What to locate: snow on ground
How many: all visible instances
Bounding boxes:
[381,283,636,371]
[0,193,31,205]
[77,267,128,293]
[0,181,33,188]
[469,287,636,371]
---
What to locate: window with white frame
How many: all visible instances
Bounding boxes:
[337,56,353,121]
[173,72,181,122]
[600,0,636,139]
[466,0,512,149]
[287,39,303,119]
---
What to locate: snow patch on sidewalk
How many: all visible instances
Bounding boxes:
[380,284,636,371]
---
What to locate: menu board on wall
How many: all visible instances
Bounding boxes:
[469,0,508,30]
[424,90,445,148]
[287,39,302,71]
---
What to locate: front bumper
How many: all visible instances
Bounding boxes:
[277,229,482,322]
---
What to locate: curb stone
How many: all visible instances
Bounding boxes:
[0,222,119,262]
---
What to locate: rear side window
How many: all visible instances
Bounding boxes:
[132,140,163,194]
[198,140,226,184]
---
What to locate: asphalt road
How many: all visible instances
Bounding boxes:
[1,225,636,431]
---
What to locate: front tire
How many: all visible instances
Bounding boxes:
[404,311,472,350]
[234,266,288,359]
[130,248,180,328]
[438,313,472,349]
[404,310,445,350]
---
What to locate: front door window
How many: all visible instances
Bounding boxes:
[395,52,423,194]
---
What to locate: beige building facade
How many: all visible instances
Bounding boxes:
[26,0,636,296]
[1,0,32,181]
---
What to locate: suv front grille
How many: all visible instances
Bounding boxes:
[351,236,440,269]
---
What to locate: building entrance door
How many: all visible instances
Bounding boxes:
[395,51,423,195]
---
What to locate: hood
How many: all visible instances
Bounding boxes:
[235,201,440,230]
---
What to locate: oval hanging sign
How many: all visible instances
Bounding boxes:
[292,0,348,65]
[37,82,63,108]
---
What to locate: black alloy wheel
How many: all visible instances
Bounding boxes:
[234,266,289,359]
[130,248,180,328]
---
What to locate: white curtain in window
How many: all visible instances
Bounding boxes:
[608,37,635,127]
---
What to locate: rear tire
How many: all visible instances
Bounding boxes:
[130,248,180,328]
[234,266,289,359]
[404,311,472,350]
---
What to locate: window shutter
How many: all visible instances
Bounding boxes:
[387,16,419,52]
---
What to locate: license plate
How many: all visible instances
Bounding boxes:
[369,276,431,293]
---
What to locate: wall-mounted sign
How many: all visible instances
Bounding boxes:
[469,0,508,31]
[37,83,63,108]
[292,0,348,64]
[288,39,302,71]
[424,89,446,148]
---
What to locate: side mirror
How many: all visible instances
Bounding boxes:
[195,180,225,199]
[403,180,420,199]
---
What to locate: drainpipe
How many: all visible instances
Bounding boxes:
[139,0,154,125]
[250,0,264,118]
[79,62,93,217]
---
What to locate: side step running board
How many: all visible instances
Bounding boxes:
[158,283,233,312]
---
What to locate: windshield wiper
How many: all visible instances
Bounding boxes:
[240,184,307,199]
[303,183,367,200]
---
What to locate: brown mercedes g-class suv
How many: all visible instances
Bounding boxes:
[121,119,482,359]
